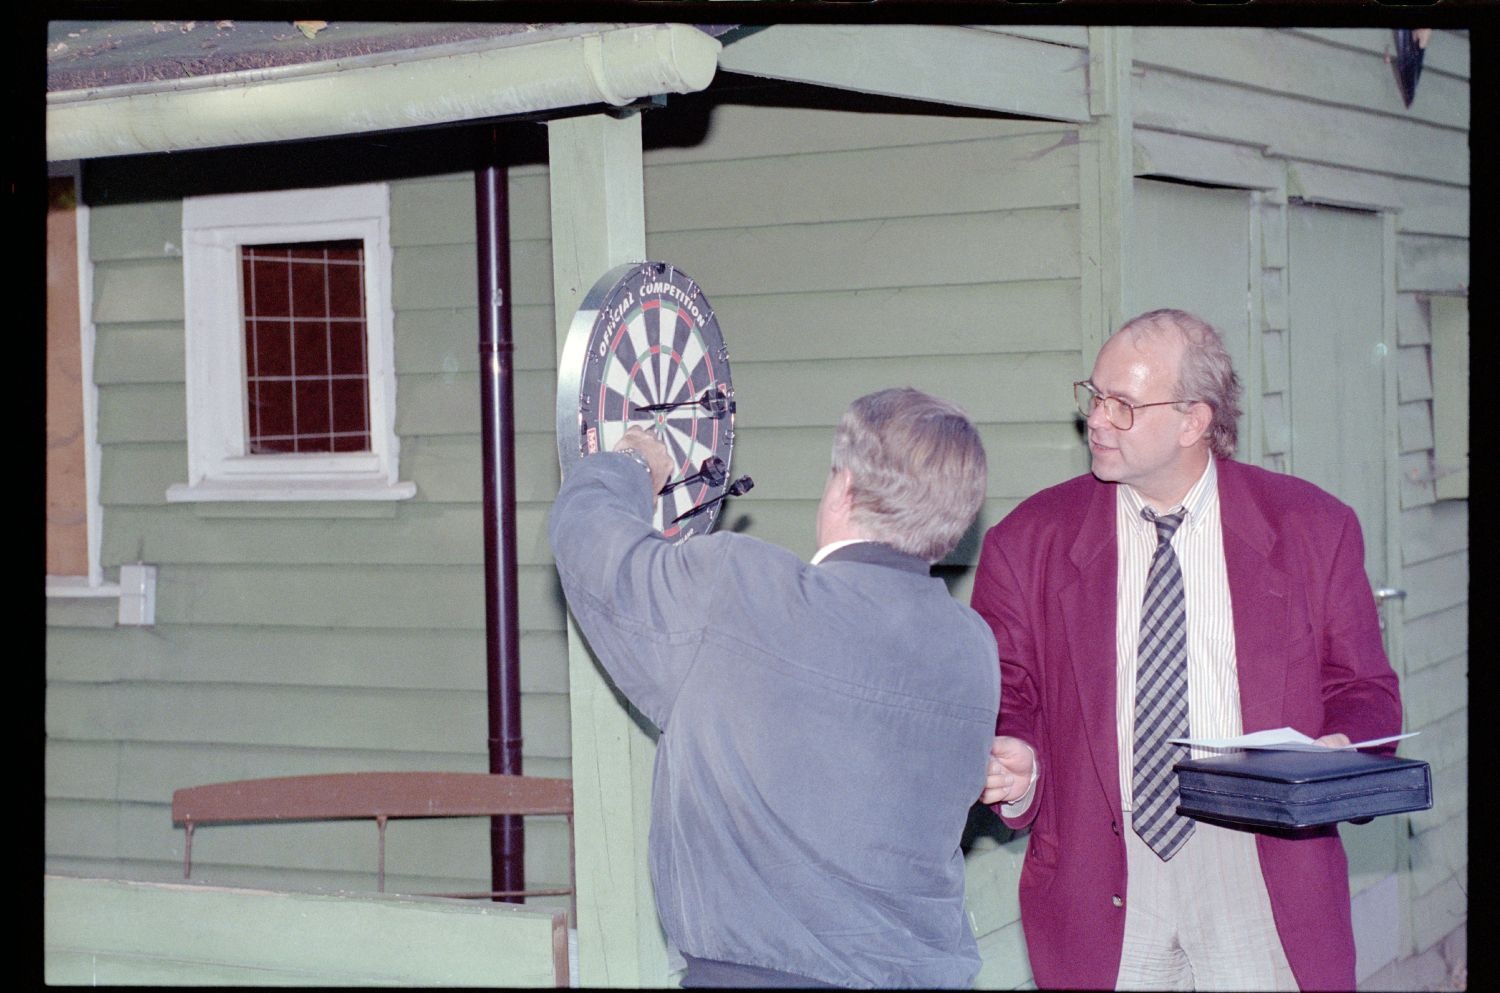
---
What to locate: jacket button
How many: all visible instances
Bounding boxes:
[1112,895,1124,908]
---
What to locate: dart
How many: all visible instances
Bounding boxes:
[671,475,754,525]
[659,456,728,496]
[633,390,735,418]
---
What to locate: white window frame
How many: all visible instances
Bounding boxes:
[168,182,414,502]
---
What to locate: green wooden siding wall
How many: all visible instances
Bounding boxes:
[46,163,575,909]
[640,101,1088,590]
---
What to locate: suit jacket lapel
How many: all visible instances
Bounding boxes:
[1059,480,1123,814]
[1218,460,1291,731]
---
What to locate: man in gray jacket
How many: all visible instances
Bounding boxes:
[549,388,998,989]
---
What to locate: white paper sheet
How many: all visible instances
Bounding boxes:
[1167,727,1419,752]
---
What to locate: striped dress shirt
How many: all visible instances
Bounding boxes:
[1115,457,1242,811]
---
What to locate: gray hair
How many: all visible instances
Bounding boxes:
[831,388,988,562]
[1117,309,1242,459]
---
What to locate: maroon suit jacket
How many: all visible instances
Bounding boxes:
[970,459,1401,991]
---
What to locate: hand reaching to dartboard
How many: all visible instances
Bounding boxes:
[613,426,674,496]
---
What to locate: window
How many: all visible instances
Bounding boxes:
[1429,295,1468,501]
[242,241,371,455]
[169,183,414,502]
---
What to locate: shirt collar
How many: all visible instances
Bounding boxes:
[1121,457,1218,534]
[811,538,874,565]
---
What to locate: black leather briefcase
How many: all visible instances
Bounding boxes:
[1173,749,1432,830]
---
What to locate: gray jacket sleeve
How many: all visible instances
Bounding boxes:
[547,452,725,728]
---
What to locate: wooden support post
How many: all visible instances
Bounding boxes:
[548,111,672,988]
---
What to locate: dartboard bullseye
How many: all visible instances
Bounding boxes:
[557,261,740,540]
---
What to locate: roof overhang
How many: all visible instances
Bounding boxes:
[46,21,724,161]
[716,24,1090,123]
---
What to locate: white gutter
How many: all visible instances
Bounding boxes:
[46,23,721,160]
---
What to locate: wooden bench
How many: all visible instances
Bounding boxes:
[171,772,574,923]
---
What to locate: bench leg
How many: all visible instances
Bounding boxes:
[376,815,387,892]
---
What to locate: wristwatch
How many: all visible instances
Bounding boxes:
[615,447,654,480]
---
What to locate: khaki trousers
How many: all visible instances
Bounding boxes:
[1115,816,1300,991]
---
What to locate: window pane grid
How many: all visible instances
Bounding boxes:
[242,241,370,455]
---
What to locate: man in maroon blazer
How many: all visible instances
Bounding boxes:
[970,309,1402,990]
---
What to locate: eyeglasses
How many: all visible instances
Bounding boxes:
[1073,381,1199,431]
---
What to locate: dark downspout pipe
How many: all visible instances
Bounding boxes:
[475,128,524,901]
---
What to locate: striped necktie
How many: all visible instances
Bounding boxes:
[1132,509,1196,861]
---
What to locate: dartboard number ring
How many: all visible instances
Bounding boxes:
[556,261,737,541]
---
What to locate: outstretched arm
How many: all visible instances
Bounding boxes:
[971,525,1045,827]
[548,429,723,729]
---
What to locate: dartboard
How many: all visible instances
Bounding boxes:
[556,261,740,540]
